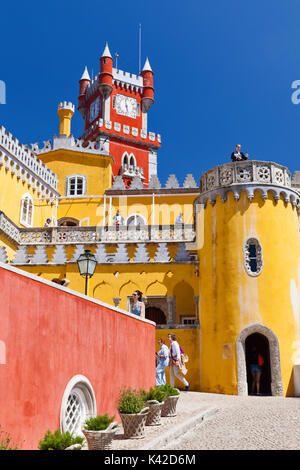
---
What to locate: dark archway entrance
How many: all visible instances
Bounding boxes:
[145,307,166,325]
[245,333,271,396]
[58,217,79,227]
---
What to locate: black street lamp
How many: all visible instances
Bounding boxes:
[77,249,97,295]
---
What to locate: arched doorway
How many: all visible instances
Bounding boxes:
[145,307,166,324]
[245,333,271,396]
[58,217,79,227]
[236,323,283,396]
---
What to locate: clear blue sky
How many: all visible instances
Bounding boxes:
[1,0,300,185]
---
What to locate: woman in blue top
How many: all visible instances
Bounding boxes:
[156,339,169,386]
[131,290,145,318]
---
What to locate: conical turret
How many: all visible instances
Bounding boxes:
[141,57,154,112]
[99,42,113,99]
[78,66,91,118]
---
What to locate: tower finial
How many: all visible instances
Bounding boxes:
[80,66,91,81]
[101,42,112,59]
[142,57,152,72]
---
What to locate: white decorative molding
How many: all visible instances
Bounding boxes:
[165,174,180,189]
[0,126,59,194]
[198,161,300,210]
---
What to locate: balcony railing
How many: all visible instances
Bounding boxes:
[18,224,195,245]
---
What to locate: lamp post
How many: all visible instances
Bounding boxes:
[77,249,97,295]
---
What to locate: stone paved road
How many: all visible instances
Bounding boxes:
[162,393,300,450]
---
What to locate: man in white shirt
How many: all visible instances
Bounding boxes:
[168,333,190,391]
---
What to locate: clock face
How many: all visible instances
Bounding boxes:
[115,94,137,118]
[89,97,100,122]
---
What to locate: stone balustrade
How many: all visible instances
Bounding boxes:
[199,160,300,208]
[18,224,195,246]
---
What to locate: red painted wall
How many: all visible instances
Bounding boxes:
[0,265,155,449]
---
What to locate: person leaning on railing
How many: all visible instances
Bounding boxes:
[231,144,249,162]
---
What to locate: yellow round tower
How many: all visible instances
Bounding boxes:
[196,160,300,396]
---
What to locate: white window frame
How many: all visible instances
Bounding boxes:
[20,193,34,227]
[66,175,87,197]
[126,213,147,226]
[244,237,263,276]
[180,315,196,325]
[60,375,97,437]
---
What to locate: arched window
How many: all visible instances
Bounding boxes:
[126,214,146,226]
[60,375,96,436]
[20,193,34,227]
[122,153,129,169]
[66,175,87,196]
[244,238,263,276]
[129,154,136,167]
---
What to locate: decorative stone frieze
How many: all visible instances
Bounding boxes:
[0,246,8,263]
[198,161,300,209]
[165,174,179,189]
[148,175,161,189]
[183,174,197,189]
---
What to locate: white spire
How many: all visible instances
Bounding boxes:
[80,66,91,81]
[142,57,152,72]
[101,42,112,59]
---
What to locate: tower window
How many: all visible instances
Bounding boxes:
[244,238,263,276]
[20,194,34,227]
[66,175,87,197]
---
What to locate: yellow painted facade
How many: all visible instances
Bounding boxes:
[1,102,300,398]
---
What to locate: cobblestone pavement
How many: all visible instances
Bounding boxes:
[161,393,300,450]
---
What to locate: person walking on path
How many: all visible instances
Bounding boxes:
[156,338,169,386]
[168,333,190,391]
[249,346,264,395]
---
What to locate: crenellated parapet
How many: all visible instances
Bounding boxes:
[0,126,59,196]
[198,160,300,209]
[81,117,161,148]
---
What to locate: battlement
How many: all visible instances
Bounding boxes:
[112,68,143,89]
[0,126,59,194]
[58,101,75,112]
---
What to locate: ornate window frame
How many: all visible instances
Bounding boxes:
[126,213,147,226]
[20,193,34,227]
[244,237,263,276]
[60,375,97,436]
[65,174,87,197]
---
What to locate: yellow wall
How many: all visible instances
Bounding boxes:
[19,260,198,324]
[198,190,300,396]
[0,163,55,228]
[40,150,112,200]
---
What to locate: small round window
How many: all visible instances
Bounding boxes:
[60,375,96,436]
[244,238,263,276]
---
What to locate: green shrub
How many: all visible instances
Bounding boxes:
[157,383,180,396]
[117,387,146,414]
[0,427,18,450]
[144,386,166,403]
[38,429,84,450]
[84,414,115,431]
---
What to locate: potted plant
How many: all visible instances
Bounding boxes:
[158,384,180,417]
[117,387,149,439]
[82,414,118,450]
[140,387,166,426]
[38,429,85,450]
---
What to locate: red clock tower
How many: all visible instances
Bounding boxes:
[78,43,161,188]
